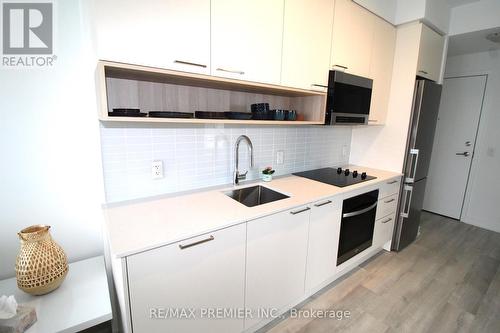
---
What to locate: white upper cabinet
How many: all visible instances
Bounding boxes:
[245,206,310,330]
[330,0,375,77]
[86,0,210,74]
[281,0,335,90]
[211,0,284,84]
[417,24,445,82]
[127,224,246,333]
[368,17,396,124]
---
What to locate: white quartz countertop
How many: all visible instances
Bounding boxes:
[104,166,402,258]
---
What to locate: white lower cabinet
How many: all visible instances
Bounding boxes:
[373,213,396,249]
[245,206,311,330]
[126,224,246,333]
[305,197,342,293]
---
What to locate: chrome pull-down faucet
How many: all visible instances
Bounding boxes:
[234,135,254,185]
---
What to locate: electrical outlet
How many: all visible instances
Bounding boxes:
[276,150,284,165]
[152,160,164,179]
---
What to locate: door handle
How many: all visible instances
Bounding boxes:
[342,202,377,218]
[216,67,245,75]
[314,200,332,207]
[400,185,413,218]
[406,149,419,183]
[311,84,328,89]
[456,152,470,157]
[290,207,311,215]
[179,235,214,250]
[382,217,392,224]
[384,198,395,204]
[174,60,207,68]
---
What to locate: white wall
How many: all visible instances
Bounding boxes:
[449,0,500,36]
[424,0,451,34]
[394,0,426,26]
[353,0,397,23]
[445,50,500,233]
[350,22,422,172]
[0,0,105,279]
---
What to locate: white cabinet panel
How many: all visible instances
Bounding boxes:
[86,0,210,74]
[305,196,342,292]
[376,193,398,220]
[211,0,284,84]
[417,24,445,82]
[379,177,401,199]
[245,206,310,329]
[368,17,396,125]
[373,213,396,248]
[331,0,375,77]
[281,0,334,90]
[127,224,246,333]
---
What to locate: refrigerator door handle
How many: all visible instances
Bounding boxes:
[400,185,413,218]
[405,149,420,183]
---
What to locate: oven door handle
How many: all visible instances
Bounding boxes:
[342,202,378,218]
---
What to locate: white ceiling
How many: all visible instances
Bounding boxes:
[447,0,481,8]
[448,27,500,56]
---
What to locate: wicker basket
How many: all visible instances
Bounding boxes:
[15,225,68,295]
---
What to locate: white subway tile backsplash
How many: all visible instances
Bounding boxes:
[100,124,352,202]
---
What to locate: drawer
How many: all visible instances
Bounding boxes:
[379,177,401,199]
[373,213,396,248]
[376,193,398,220]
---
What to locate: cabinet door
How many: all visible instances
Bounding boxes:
[417,24,445,82]
[305,197,341,292]
[368,17,396,125]
[127,224,246,333]
[86,0,210,74]
[281,0,334,90]
[245,206,310,330]
[211,0,284,84]
[373,213,396,249]
[330,0,374,77]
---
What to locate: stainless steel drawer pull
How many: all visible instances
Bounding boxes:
[418,70,429,75]
[382,218,392,224]
[342,202,377,218]
[174,60,207,68]
[290,207,311,215]
[311,84,328,88]
[387,180,398,184]
[333,64,348,70]
[314,200,333,207]
[384,199,395,204]
[179,235,214,250]
[216,68,245,75]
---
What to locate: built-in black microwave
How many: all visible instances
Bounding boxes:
[324,71,373,125]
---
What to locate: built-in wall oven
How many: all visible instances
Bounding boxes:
[325,70,373,125]
[337,189,379,265]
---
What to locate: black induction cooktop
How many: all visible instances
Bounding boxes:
[293,167,376,187]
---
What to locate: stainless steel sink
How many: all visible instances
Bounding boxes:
[225,185,289,207]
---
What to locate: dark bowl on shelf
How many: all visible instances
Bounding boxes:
[252,111,273,120]
[195,111,226,119]
[109,108,147,117]
[224,112,253,120]
[250,103,270,113]
[271,109,287,121]
[148,111,194,118]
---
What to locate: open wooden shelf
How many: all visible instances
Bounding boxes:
[96,61,327,125]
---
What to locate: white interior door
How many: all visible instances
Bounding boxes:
[423,75,487,219]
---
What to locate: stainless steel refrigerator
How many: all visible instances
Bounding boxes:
[392,79,442,251]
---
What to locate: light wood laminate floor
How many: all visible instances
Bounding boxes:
[262,212,500,333]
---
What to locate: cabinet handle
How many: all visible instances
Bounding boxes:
[216,68,245,75]
[290,207,311,215]
[179,235,214,250]
[418,70,429,75]
[333,64,348,70]
[368,119,378,123]
[314,200,332,207]
[384,198,395,203]
[342,202,377,218]
[387,180,398,185]
[174,60,207,68]
[311,84,328,88]
[382,217,392,224]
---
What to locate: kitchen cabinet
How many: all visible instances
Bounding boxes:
[373,213,396,249]
[86,0,210,74]
[245,206,310,330]
[368,17,396,125]
[417,24,445,82]
[305,196,342,293]
[211,0,284,84]
[126,224,246,333]
[281,0,335,90]
[330,0,375,78]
